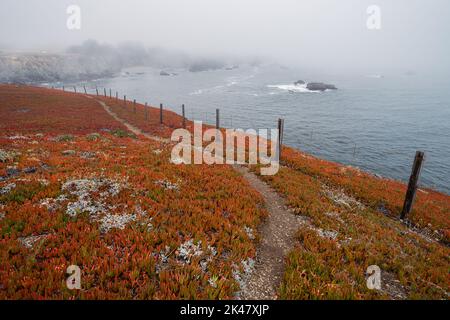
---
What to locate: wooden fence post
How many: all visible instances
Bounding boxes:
[216,109,220,129]
[116,91,118,101]
[160,103,163,124]
[62,86,65,92]
[145,103,148,120]
[83,85,87,94]
[401,151,425,219]
[124,95,126,107]
[96,87,99,96]
[278,118,284,158]
[109,89,112,98]
[182,104,186,128]
[104,88,107,97]
[133,99,136,113]
[73,86,77,93]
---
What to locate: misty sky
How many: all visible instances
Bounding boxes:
[1,0,449,73]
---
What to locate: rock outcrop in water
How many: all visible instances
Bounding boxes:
[159,71,178,76]
[306,82,337,91]
[294,80,305,85]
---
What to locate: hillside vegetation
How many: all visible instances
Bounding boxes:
[0,85,448,300]
[0,85,266,299]
[94,88,450,299]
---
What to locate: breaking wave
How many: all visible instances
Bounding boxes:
[267,83,321,93]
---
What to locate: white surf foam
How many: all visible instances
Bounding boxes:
[189,89,204,95]
[267,84,320,93]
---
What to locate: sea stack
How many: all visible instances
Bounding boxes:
[306,82,337,91]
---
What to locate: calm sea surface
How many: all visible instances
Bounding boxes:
[56,65,450,194]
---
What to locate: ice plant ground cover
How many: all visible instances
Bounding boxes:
[91,89,449,299]
[251,155,449,299]
[0,84,449,300]
[95,93,449,241]
[279,148,450,242]
[0,85,267,299]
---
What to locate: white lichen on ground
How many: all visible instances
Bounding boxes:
[39,197,60,212]
[176,239,203,264]
[199,245,218,273]
[134,204,153,231]
[0,183,16,195]
[18,234,48,249]
[233,257,256,295]
[61,178,125,218]
[244,226,255,240]
[208,275,219,288]
[154,246,171,273]
[322,184,365,210]
[7,135,29,140]
[155,179,180,191]
[314,227,339,240]
[38,177,147,234]
[79,151,97,159]
[38,179,50,186]
[61,150,76,156]
[0,149,18,162]
[99,213,137,233]
[153,240,217,274]
[324,211,345,224]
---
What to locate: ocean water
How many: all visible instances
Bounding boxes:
[58,65,450,194]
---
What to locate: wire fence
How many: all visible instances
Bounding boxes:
[50,84,445,194]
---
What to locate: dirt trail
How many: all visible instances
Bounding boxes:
[95,99,171,143]
[233,166,306,299]
[94,98,304,300]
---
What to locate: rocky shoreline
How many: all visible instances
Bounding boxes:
[294,79,337,91]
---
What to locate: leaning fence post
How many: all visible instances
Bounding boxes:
[401,151,425,219]
[216,109,220,129]
[160,103,163,124]
[83,85,87,94]
[96,87,99,96]
[73,86,77,93]
[145,103,148,120]
[278,118,284,158]
[182,104,186,128]
[133,99,136,113]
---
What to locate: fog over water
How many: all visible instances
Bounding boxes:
[1,0,449,74]
[1,1,449,193]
